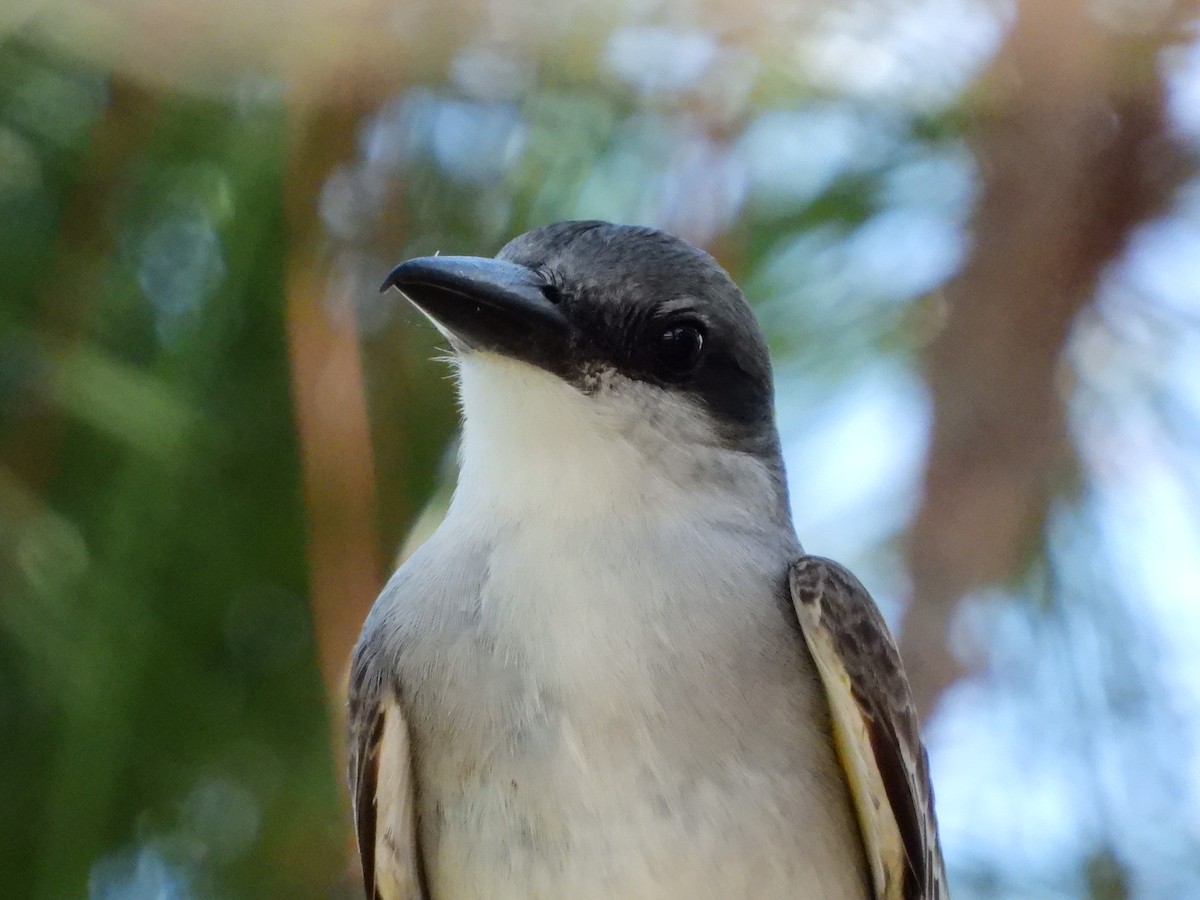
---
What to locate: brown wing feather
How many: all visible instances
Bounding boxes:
[790,555,948,900]
[348,647,428,900]
[348,697,385,897]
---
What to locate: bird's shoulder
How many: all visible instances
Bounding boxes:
[788,554,947,900]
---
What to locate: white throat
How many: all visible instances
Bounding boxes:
[448,353,788,531]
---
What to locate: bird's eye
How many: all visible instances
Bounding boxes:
[655,322,705,375]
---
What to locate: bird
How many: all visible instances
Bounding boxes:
[350,220,947,900]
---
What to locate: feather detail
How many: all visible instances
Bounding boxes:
[348,657,428,900]
[790,556,948,900]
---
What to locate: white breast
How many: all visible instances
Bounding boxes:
[377,353,869,898]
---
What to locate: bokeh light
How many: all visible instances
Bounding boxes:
[2,0,1199,897]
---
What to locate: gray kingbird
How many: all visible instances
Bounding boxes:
[351,221,946,899]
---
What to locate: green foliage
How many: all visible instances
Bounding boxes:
[0,42,340,898]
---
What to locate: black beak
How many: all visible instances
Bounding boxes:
[381,256,570,370]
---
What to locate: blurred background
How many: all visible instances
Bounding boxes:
[2,0,1199,897]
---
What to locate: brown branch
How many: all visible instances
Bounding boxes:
[901,0,1193,717]
[283,89,389,708]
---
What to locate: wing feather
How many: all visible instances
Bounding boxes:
[348,652,428,900]
[789,555,948,900]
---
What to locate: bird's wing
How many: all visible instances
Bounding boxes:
[789,555,948,900]
[348,653,428,900]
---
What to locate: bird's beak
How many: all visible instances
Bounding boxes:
[381,256,570,370]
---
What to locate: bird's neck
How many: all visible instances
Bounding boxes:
[449,354,792,530]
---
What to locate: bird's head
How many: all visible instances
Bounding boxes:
[383,221,788,524]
